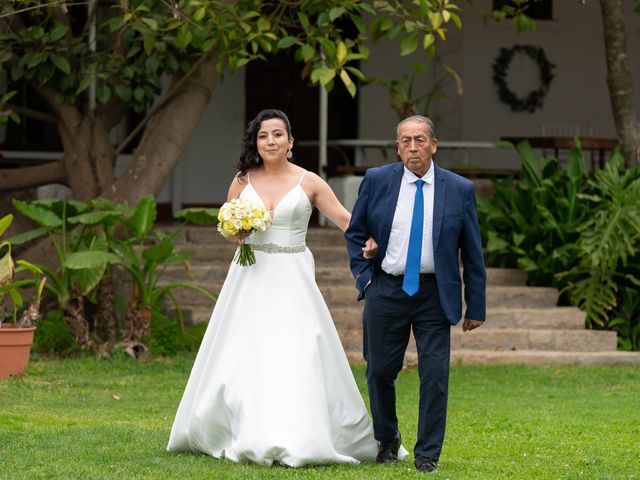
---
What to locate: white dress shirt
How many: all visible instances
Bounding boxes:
[381,162,435,275]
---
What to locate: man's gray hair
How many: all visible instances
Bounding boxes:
[396,115,436,140]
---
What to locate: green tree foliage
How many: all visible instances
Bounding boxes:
[0,0,472,204]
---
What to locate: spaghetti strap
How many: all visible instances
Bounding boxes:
[298,171,307,185]
[246,171,252,185]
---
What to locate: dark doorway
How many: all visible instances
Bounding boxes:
[492,0,553,20]
[245,50,359,176]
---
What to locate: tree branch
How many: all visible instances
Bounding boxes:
[8,105,57,123]
[38,86,83,141]
[114,52,211,156]
[0,161,67,191]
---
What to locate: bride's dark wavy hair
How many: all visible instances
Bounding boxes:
[237,109,293,177]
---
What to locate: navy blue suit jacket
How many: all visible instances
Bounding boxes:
[345,162,486,325]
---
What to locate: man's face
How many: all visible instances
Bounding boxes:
[396,120,437,177]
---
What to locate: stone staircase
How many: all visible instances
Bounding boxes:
[163,226,640,366]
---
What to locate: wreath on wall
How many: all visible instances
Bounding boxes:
[492,44,555,113]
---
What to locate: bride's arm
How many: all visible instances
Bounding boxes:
[222,174,251,244]
[303,173,377,258]
[303,172,351,231]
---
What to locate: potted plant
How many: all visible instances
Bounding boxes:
[0,214,47,378]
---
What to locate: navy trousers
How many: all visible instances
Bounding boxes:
[363,271,451,461]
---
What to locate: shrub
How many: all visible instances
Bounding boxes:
[33,310,79,356]
[478,143,640,350]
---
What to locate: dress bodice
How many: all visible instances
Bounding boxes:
[240,177,312,247]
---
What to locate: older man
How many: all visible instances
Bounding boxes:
[345,115,486,473]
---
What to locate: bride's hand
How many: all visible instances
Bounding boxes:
[362,237,377,260]
[223,230,252,245]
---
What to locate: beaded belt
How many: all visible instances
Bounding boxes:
[251,243,306,254]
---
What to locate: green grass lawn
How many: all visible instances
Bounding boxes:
[1,354,639,480]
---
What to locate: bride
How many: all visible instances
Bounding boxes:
[167,109,395,467]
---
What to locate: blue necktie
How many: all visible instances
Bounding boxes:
[402,179,425,296]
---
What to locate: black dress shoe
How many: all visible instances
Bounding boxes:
[414,455,437,473]
[376,432,402,463]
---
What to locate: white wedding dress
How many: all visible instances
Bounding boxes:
[167,173,382,466]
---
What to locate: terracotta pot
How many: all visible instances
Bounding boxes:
[0,324,36,379]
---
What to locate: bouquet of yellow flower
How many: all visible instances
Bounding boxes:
[217,199,272,266]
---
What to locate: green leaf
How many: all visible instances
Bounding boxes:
[450,12,462,30]
[318,11,329,27]
[68,211,121,227]
[257,17,270,32]
[316,67,335,86]
[5,227,47,246]
[277,37,298,49]
[350,13,365,34]
[329,7,345,21]
[12,200,62,229]
[144,32,155,55]
[48,23,68,42]
[115,84,132,102]
[8,288,23,309]
[423,33,435,50]
[164,250,194,265]
[141,18,158,30]
[344,66,365,81]
[50,54,71,74]
[300,44,314,62]
[298,12,310,30]
[0,250,13,285]
[64,251,120,269]
[134,87,145,102]
[142,239,173,264]
[71,264,106,297]
[400,33,418,56]
[97,83,111,104]
[336,42,347,63]
[567,145,587,182]
[110,241,138,268]
[174,208,218,225]
[133,195,157,239]
[0,214,13,238]
[193,7,206,22]
[76,73,93,95]
[340,69,356,97]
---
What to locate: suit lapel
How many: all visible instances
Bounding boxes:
[378,163,404,257]
[432,165,446,251]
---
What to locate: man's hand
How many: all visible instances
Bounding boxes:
[362,237,378,260]
[462,318,484,332]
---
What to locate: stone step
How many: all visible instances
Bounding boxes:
[320,285,559,309]
[330,306,586,330]
[162,263,527,287]
[170,304,585,331]
[337,328,618,353]
[345,349,640,366]
[165,283,559,309]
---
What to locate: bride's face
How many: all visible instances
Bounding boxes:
[256,118,293,163]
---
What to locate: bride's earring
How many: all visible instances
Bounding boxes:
[255,154,260,163]
[286,149,293,159]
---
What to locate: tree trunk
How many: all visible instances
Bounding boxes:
[95,270,117,342]
[104,52,220,206]
[63,291,91,348]
[123,303,151,343]
[598,0,640,166]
